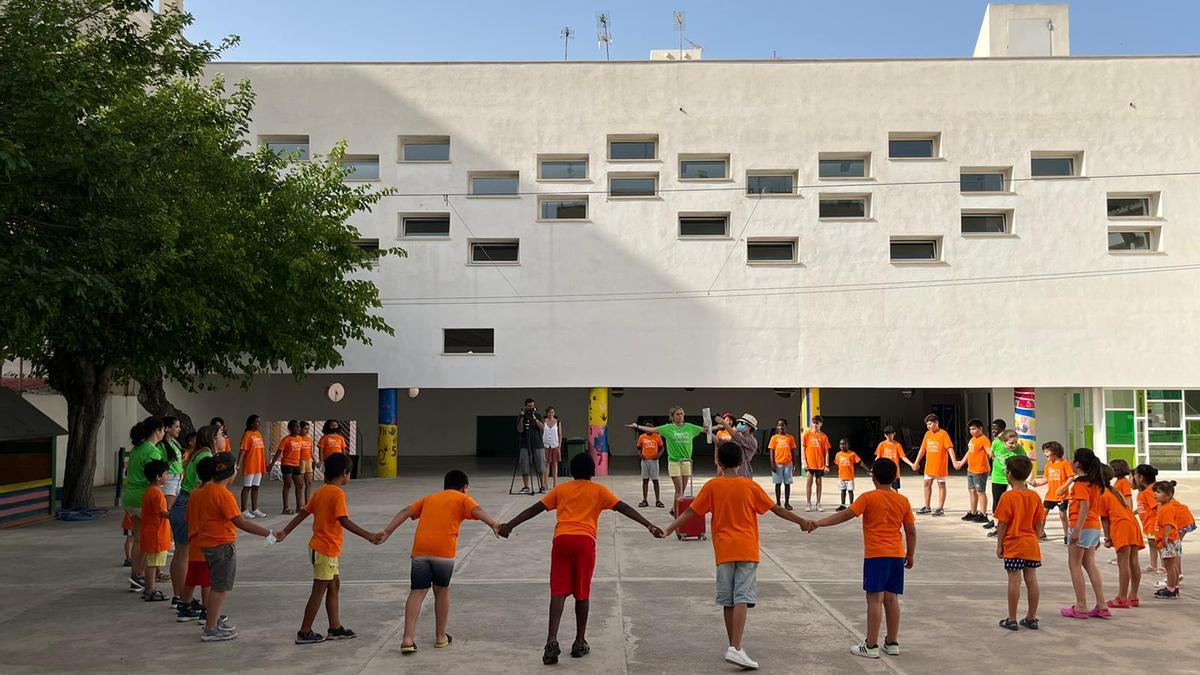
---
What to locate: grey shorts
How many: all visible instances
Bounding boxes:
[202,543,237,592]
[640,459,660,480]
[715,561,758,607]
[967,472,989,491]
[838,479,855,492]
[519,447,546,475]
[411,556,455,589]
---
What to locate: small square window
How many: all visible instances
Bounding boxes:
[888,133,940,159]
[342,155,380,181]
[1031,152,1082,177]
[678,213,729,238]
[819,195,869,219]
[608,134,658,160]
[260,135,310,160]
[443,328,494,355]
[469,239,519,264]
[890,237,941,262]
[469,172,519,196]
[961,212,1010,235]
[538,196,588,220]
[609,173,658,197]
[747,239,798,263]
[818,153,870,178]
[679,155,729,180]
[401,214,450,238]
[746,171,796,195]
[1108,230,1155,253]
[960,169,1010,192]
[399,135,450,162]
[538,155,588,180]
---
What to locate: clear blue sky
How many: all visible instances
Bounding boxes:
[183,0,1198,62]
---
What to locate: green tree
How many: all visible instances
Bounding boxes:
[0,0,400,508]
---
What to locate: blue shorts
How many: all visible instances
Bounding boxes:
[168,491,190,545]
[1071,528,1102,549]
[772,465,794,485]
[863,557,905,594]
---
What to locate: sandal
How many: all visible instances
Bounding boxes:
[637,500,649,508]
[570,639,590,658]
[998,618,1019,631]
[400,643,417,655]
[1019,618,1039,630]
[1129,597,1141,607]
[142,590,167,602]
[1059,606,1089,619]
[434,634,453,649]
[785,503,794,511]
[543,640,561,665]
[1088,606,1112,618]
[1107,597,1132,609]
[655,501,665,508]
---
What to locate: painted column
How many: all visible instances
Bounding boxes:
[377,388,398,478]
[587,387,610,476]
[1014,387,1037,469]
[801,388,822,427]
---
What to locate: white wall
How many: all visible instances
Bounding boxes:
[22,392,149,489]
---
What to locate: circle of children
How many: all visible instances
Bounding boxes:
[119,408,1195,671]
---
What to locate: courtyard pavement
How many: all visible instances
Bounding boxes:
[1,457,1197,674]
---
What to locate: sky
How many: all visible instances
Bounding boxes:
[182,0,1200,62]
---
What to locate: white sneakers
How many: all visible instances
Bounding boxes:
[884,642,900,656]
[850,642,880,659]
[241,510,255,519]
[724,646,759,670]
[251,509,267,518]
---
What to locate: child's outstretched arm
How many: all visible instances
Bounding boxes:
[338,515,378,543]
[903,521,917,568]
[499,502,547,538]
[613,501,664,538]
[770,505,816,532]
[813,509,857,529]
[662,508,697,537]
[277,510,312,542]
[232,514,283,540]
[377,506,416,544]
[471,505,502,537]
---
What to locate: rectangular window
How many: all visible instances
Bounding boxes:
[888,134,939,159]
[399,135,450,162]
[469,172,519,196]
[538,156,588,180]
[679,155,729,180]
[355,238,380,252]
[818,156,868,178]
[1108,230,1154,252]
[890,238,941,262]
[608,134,658,161]
[401,215,450,238]
[818,196,868,219]
[443,328,494,355]
[678,213,729,238]
[747,239,798,263]
[609,174,658,197]
[342,155,380,181]
[960,172,1008,192]
[746,172,796,195]
[961,212,1010,235]
[538,196,588,220]
[260,135,310,160]
[1031,153,1081,177]
[469,239,519,264]
[1107,197,1151,218]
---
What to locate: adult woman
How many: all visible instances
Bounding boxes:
[542,407,562,489]
[168,424,218,609]
[628,406,708,516]
[121,416,166,591]
[159,417,184,511]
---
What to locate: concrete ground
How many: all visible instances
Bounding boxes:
[1,457,1198,674]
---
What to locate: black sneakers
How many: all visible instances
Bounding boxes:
[916,506,932,515]
[1154,587,1180,599]
[295,630,325,645]
[328,626,357,640]
[176,604,202,622]
[570,639,590,658]
[543,640,561,665]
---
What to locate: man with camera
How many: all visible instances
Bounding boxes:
[516,398,547,494]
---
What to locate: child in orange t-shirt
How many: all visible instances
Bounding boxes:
[1096,464,1144,607]
[874,426,906,491]
[814,457,915,659]
[1061,448,1108,619]
[955,419,992,523]
[637,431,665,508]
[269,420,306,515]
[1133,463,1162,574]
[1029,441,1073,541]
[802,415,832,511]
[993,455,1043,630]
[768,418,798,510]
[665,442,815,670]
[834,439,862,512]
[1153,480,1189,599]
[236,414,268,518]
[502,454,661,665]
[909,413,958,517]
[140,459,172,602]
[279,453,380,645]
[380,469,501,654]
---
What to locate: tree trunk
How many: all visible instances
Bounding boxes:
[136,373,195,436]
[47,352,113,509]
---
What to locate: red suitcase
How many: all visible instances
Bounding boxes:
[675,461,707,541]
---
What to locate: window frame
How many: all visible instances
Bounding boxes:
[442,328,495,356]
[887,133,941,160]
[1030,151,1084,178]
[889,236,943,264]
[341,154,381,182]
[607,134,659,162]
[537,154,590,182]
[398,135,451,163]
[467,238,520,265]
[398,213,451,239]
[745,170,799,197]
[678,153,731,182]
[746,237,799,265]
[677,212,731,239]
[817,193,871,220]
[960,209,1014,237]
[608,172,659,199]
[1107,228,1160,255]
[259,134,310,161]
[817,152,872,180]
[536,194,589,222]
[467,171,521,198]
[959,167,1013,194]
[1106,192,1161,220]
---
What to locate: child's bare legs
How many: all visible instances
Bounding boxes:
[864,592,884,646]
[302,471,313,507]
[1082,547,1105,608]
[205,590,227,631]
[722,603,748,649]
[651,480,660,503]
[549,460,558,488]
[1005,569,1021,621]
[241,485,252,512]
[171,543,188,598]
[129,515,143,578]
[291,474,304,511]
[922,479,932,509]
[783,482,792,507]
[1129,548,1142,600]
[1147,541,1160,572]
[573,599,589,646]
[123,533,133,563]
[1067,544,1087,609]
[670,475,683,513]
[1057,508,1068,536]
[326,575,341,629]
[301,579,330,633]
[547,595,567,643]
[1116,547,1132,599]
[936,481,947,509]
[806,473,814,506]
[281,477,292,513]
[1166,555,1181,588]
[143,563,158,595]
[1023,567,1039,619]
[642,479,650,503]
[402,588,429,647]
[882,592,900,645]
[433,585,450,642]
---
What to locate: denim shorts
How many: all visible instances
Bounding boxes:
[1071,528,1102,549]
[168,491,190,545]
[772,465,793,485]
[967,472,988,492]
[411,556,455,590]
[715,561,758,607]
[863,557,905,594]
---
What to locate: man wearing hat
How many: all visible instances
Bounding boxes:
[712,413,759,478]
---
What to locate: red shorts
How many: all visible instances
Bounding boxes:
[550,535,597,600]
[186,560,211,588]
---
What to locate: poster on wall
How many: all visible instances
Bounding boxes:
[1014,387,1037,463]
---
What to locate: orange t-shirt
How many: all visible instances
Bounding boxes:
[121,511,133,530]
[1093,489,1143,550]
[300,436,314,464]
[319,434,347,461]
[802,430,831,470]
[240,431,266,474]
[140,485,171,554]
[849,489,914,559]
[540,480,619,540]
[1113,477,1133,502]
[185,483,208,561]
[965,436,991,474]
[277,435,304,467]
[1067,480,1103,530]
[1042,459,1073,503]
[874,440,904,470]
[409,489,480,558]
[689,476,775,565]
[835,451,861,481]
[638,433,663,460]
[994,488,1043,561]
[1137,488,1158,534]
[189,482,241,549]
[304,483,349,557]
[1155,500,1185,544]
[919,429,953,478]
[768,434,798,466]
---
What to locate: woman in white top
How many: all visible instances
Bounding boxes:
[542,406,562,488]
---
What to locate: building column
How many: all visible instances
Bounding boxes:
[588,387,610,476]
[377,389,398,478]
[1014,387,1037,469]
[800,388,821,427]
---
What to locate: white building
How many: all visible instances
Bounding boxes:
[180,3,1200,474]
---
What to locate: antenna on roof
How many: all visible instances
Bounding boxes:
[561,26,574,61]
[596,12,613,61]
[673,11,685,60]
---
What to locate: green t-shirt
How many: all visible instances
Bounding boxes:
[181,448,213,495]
[160,438,184,475]
[655,423,705,462]
[991,437,1019,485]
[122,441,165,508]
